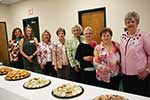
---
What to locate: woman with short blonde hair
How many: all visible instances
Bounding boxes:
[37,30,57,76]
[75,26,97,85]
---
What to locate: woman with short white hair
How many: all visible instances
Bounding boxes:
[67,24,85,82]
[75,26,97,85]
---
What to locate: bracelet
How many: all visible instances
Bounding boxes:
[32,54,35,57]
[146,68,150,74]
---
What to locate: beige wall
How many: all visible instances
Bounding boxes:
[0,0,149,42]
[0,4,11,39]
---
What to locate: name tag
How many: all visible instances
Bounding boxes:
[29,40,34,43]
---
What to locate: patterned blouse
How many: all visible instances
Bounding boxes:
[8,39,20,62]
[55,40,69,69]
[37,41,56,65]
[93,41,121,83]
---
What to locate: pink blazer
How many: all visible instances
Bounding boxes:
[120,31,150,75]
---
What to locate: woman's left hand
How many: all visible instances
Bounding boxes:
[83,56,93,61]
[104,66,111,73]
[138,69,148,80]
[28,55,33,62]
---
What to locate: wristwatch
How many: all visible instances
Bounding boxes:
[146,68,150,74]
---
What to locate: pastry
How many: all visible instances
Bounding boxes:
[93,94,128,100]
[5,69,30,80]
[52,83,83,98]
[0,67,13,75]
[23,77,50,89]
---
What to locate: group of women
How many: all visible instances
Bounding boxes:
[8,11,150,97]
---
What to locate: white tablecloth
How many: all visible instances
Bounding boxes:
[0,67,150,100]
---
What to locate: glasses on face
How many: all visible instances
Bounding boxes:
[84,32,92,35]
[126,18,137,25]
[127,20,136,24]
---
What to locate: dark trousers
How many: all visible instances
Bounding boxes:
[122,74,148,96]
[57,65,70,80]
[23,56,41,73]
[42,61,57,77]
[97,75,121,90]
[146,75,150,97]
[70,68,81,83]
[10,53,24,69]
[81,70,97,86]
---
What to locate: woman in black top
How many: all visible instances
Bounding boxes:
[20,26,41,73]
[75,26,97,85]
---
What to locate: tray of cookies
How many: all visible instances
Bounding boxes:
[0,66,13,75]
[23,77,51,89]
[5,69,30,81]
[52,83,84,98]
[92,94,128,100]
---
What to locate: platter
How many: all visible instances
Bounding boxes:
[92,94,128,100]
[52,83,84,98]
[0,67,13,75]
[23,77,51,89]
[5,69,30,81]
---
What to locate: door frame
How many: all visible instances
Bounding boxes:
[0,22,10,65]
[78,7,106,28]
[22,16,40,42]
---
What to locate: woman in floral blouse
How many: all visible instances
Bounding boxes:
[55,27,70,80]
[93,28,121,90]
[37,30,57,76]
[9,27,24,69]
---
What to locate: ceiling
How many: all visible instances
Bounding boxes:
[0,0,25,5]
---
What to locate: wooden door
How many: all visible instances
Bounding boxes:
[79,8,106,43]
[0,22,10,65]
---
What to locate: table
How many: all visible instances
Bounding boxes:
[0,67,150,100]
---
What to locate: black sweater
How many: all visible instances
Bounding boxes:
[75,43,94,69]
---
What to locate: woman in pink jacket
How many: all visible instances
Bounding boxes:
[120,11,150,97]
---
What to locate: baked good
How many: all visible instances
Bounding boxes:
[23,77,50,89]
[93,94,128,100]
[0,67,13,75]
[5,69,30,80]
[52,83,83,98]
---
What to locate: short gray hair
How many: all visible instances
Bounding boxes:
[124,11,140,25]
[71,24,83,33]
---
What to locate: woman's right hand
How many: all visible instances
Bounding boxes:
[40,64,45,70]
[74,65,80,72]
[26,56,33,62]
